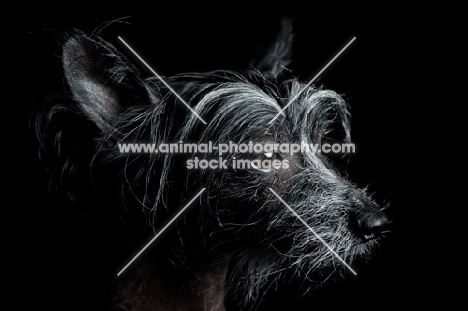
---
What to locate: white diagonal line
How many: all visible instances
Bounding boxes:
[269,188,357,275]
[268,37,356,124]
[117,36,207,125]
[117,188,206,276]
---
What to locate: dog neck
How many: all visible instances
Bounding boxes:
[192,264,227,311]
[116,261,228,311]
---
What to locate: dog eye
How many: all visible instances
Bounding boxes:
[254,152,278,161]
[252,152,281,171]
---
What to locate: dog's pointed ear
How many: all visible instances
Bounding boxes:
[62,32,159,135]
[251,17,293,77]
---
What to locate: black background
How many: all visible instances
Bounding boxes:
[9,5,456,310]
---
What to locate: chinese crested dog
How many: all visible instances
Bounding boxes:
[35,18,389,310]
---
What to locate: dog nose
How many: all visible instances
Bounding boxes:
[349,208,390,242]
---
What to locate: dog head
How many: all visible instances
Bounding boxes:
[39,20,389,308]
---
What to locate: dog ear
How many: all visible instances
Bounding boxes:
[299,90,351,150]
[251,17,293,77]
[313,100,351,148]
[62,32,159,135]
